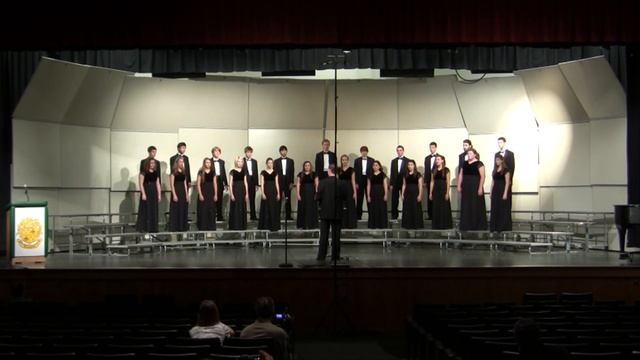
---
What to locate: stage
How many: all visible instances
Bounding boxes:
[17,244,638,269]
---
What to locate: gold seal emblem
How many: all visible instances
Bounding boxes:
[16,217,43,249]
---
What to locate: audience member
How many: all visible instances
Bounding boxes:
[241,296,290,360]
[514,318,568,360]
[189,299,235,341]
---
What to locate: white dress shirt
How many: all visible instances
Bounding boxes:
[361,158,368,175]
[281,158,287,175]
[430,154,436,170]
[246,158,253,176]
[397,157,404,173]
[213,159,221,175]
[323,153,329,171]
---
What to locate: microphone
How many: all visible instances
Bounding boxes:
[24,184,30,202]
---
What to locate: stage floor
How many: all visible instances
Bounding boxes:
[32,244,635,269]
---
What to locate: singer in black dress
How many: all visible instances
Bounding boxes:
[367,160,389,229]
[228,157,249,230]
[401,160,424,229]
[258,158,281,231]
[136,158,161,233]
[490,154,513,232]
[296,161,319,229]
[457,149,487,231]
[196,158,218,231]
[169,157,189,232]
[429,155,453,229]
[338,155,358,229]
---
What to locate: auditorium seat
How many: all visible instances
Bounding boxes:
[160,344,211,356]
[145,353,199,359]
[523,292,558,304]
[85,354,136,359]
[24,352,77,359]
[560,292,594,305]
[569,351,623,359]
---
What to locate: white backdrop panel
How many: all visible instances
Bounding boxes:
[249,80,325,129]
[58,189,110,215]
[13,58,87,123]
[174,79,248,129]
[111,77,167,131]
[454,76,537,134]
[327,80,398,129]
[111,131,178,191]
[13,119,61,188]
[539,123,590,187]
[559,57,626,120]
[516,66,589,125]
[60,125,111,188]
[592,186,627,213]
[398,128,468,177]
[539,187,593,212]
[63,67,130,128]
[511,194,540,215]
[590,118,627,185]
[398,76,465,129]
[178,129,249,181]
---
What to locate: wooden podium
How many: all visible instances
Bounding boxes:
[5,202,48,266]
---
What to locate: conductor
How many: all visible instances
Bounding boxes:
[316,164,349,263]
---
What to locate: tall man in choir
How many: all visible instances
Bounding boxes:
[170,142,191,188]
[423,142,438,220]
[390,145,410,220]
[243,146,259,221]
[211,146,227,221]
[496,136,515,198]
[315,139,337,180]
[458,139,473,177]
[354,145,374,220]
[316,164,349,263]
[140,146,162,183]
[274,145,295,220]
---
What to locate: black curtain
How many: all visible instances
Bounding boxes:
[0,45,630,254]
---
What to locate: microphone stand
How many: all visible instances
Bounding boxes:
[24,184,30,202]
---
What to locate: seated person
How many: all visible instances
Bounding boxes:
[241,296,290,360]
[189,299,234,341]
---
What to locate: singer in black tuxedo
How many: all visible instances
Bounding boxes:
[211,155,227,221]
[169,154,191,186]
[390,146,410,220]
[315,140,337,180]
[316,165,349,262]
[354,148,374,220]
[423,143,438,220]
[243,150,259,220]
[274,146,295,220]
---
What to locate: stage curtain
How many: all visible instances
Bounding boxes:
[0,0,638,48]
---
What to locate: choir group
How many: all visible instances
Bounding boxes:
[134,137,515,234]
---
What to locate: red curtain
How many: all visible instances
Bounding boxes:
[1,0,638,49]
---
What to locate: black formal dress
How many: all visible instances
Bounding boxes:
[424,154,438,219]
[196,170,216,231]
[401,172,424,229]
[296,172,318,229]
[243,157,259,220]
[431,168,453,230]
[258,170,280,231]
[211,158,227,221]
[274,157,295,220]
[338,167,357,229]
[367,172,388,229]
[354,156,374,220]
[169,172,189,231]
[390,157,409,219]
[136,171,159,233]
[139,158,162,184]
[169,154,191,185]
[459,161,488,231]
[316,176,349,261]
[228,169,247,230]
[490,170,512,232]
[315,151,337,180]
